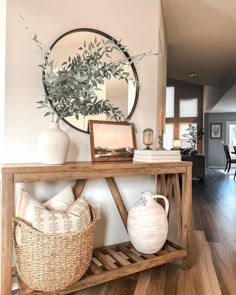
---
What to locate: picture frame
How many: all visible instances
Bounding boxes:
[89,120,136,162]
[210,123,222,139]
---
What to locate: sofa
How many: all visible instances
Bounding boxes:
[181,148,205,179]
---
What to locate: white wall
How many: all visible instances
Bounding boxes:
[203,85,226,113]
[0,0,6,163]
[210,82,236,113]
[3,0,166,247]
[205,112,236,167]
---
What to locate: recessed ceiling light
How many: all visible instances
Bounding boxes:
[188,72,198,77]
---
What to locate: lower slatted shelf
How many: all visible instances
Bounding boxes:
[16,240,186,294]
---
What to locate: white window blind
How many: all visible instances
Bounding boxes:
[165,87,175,118]
[179,123,197,148]
[179,98,198,118]
[164,123,174,150]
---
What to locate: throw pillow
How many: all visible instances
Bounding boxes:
[33,197,91,234]
[15,185,75,225]
[43,185,75,211]
[15,189,44,225]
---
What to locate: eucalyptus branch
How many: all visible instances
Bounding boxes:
[22,21,157,123]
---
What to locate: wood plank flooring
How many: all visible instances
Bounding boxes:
[13,169,236,294]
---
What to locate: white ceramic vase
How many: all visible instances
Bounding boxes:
[127,192,169,254]
[38,122,70,165]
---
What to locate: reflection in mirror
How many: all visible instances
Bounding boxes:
[45,29,139,133]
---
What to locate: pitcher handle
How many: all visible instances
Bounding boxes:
[152,194,169,215]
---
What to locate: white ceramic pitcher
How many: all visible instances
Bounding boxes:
[127,191,169,254]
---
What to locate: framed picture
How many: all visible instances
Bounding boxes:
[210,123,222,139]
[89,120,136,162]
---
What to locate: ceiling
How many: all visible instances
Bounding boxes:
[162,0,236,88]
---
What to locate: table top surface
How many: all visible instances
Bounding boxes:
[0,161,192,174]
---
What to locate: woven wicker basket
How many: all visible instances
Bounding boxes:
[14,207,96,292]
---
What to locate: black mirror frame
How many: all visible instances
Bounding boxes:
[43,28,139,134]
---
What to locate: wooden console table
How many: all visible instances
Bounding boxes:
[0,161,192,295]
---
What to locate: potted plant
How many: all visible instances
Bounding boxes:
[34,35,155,122]
[182,124,204,150]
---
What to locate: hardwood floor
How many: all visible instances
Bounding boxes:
[13,169,236,294]
[74,169,236,295]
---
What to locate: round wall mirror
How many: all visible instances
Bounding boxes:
[44,28,139,133]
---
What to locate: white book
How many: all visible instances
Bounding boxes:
[134,154,181,159]
[133,158,181,163]
[134,150,180,156]
[133,155,181,161]
[133,149,181,163]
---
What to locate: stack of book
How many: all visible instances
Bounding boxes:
[133,149,181,163]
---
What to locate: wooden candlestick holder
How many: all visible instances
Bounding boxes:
[157,130,165,150]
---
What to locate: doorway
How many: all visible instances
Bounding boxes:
[226,121,236,152]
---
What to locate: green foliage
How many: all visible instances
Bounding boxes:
[183,124,204,149]
[33,34,157,122]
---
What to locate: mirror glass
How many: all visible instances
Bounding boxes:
[45,28,139,133]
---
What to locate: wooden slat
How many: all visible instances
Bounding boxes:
[89,260,103,275]
[173,173,182,241]
[139,253,157,259]
[166,174,173,219]
[166,174,173,202]
[160,175,166,196]
[118,245,144,262]
[105,177,128,229]
[117,251,130,261]
[182,173,185,199]
[105,248,131,266]
[92,257,103,267]
[93,250,118,270]
[156,175,166,209]
[73,179,87,199]
[156,175,162,194]
[105,254,116,264]
[1,174,14,295]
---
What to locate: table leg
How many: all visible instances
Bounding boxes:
[73,179,87,199]
[0,173,14,295]
[105,177,128,230]
[181,167,192,269]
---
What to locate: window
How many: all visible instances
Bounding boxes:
[164,81,203,152]
[179,123,197,148]
[164,123,174,150]
[179,98,198,118]
[165,87,175,118]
